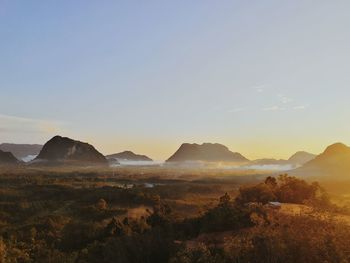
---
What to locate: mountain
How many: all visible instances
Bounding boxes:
[0,150,19,165]
[248,151,316,167]
[294,143,350,177]
[106,151,152,161]
[288,151,316,165]
[166,143,249,163]
[0,143,42,160]
[33,136,107,166]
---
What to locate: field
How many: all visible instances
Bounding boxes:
[1,166,350,262]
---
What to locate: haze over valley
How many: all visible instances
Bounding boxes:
[1,1,350,262]
[3,135,350,179]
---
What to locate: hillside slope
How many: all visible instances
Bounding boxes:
[167,143,249,163]
[34,136,107,166]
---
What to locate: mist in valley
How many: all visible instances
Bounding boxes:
[2,1,350,262]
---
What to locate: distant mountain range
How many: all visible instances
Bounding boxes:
[3,136,350,177]
[0,139,316,167]
[33,136,107,166]
[0,143,42,160]
[106,151,152,161]
[0,149,19,165]
[249,151,316,167]
[166,143,249,163]
[294,143,350,177]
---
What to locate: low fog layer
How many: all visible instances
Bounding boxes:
[155,160,297,172]
[110,160,163,167]
[239,164,297,171]
[21,155,37,162]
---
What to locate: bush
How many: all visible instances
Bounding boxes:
[236,175,323,205]
[223,213,350,263]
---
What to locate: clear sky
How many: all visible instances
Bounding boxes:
[1,1,350,160]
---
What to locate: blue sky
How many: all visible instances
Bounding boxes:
[1,1,350,160]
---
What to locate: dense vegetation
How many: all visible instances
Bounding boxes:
[0,170,350,263]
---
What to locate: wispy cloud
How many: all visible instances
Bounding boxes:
[293,105,307,110]
[262,106,280,111]
[0,114,66,136]
[237,86,308,114]
[0,114,52,123]
[278,94,293,104]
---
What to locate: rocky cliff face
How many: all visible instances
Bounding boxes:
[34,136,107,166]
[166,143,249,163]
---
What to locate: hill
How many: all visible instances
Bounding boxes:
[294,143,350,177]
[0,149,19,165]
[34,136,107,166]
[0,143,42,160]
[288,151,316,165]
[106,151,152,161]
[166,143,249,163]
[247,151,316,168]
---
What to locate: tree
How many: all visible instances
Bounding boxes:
[236,175,321,205]
[96,198,107,210]
[276,175,319,203]
[105,217,129,236]
[236,183,276,205]
[264,176,277,187]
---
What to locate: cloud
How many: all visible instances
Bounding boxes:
[293,105,307,110]
[262,106,280,111]
[0,113,66,136]
[0,114,41,123]
[277,94,293,104]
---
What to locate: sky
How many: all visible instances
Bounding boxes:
[1,1,350,160]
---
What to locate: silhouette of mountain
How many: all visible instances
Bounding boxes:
[288,151,316,165]
[248,151,316,167]
[0,150,19,165]
[294,143,350,177]
[34,136,107,166]
[106,151,152,161]
[166,143,249,163]
[0,143,42,160]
